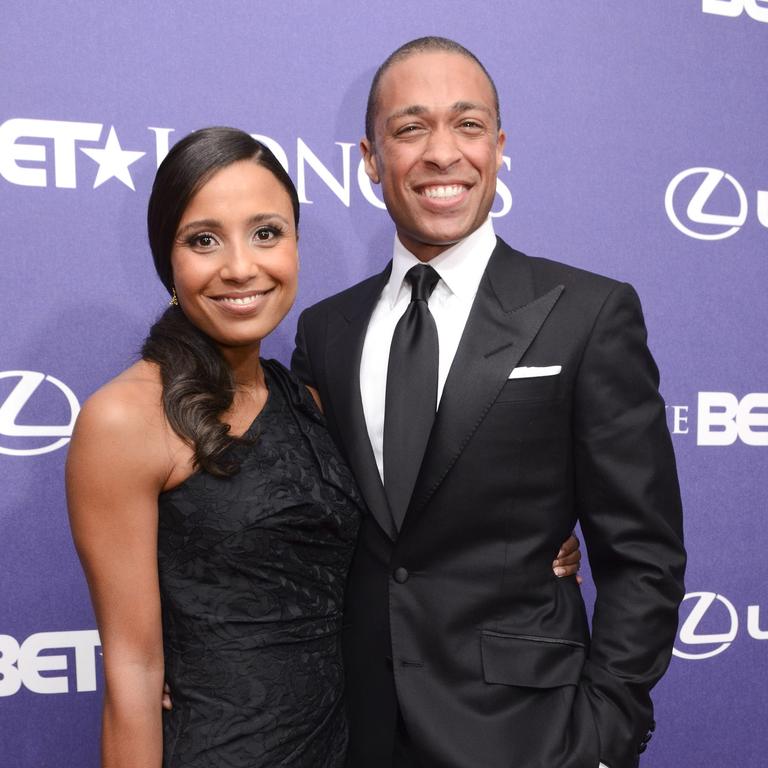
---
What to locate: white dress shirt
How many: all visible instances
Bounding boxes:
[360,217,497,482]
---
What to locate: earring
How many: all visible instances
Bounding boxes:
[169,287,179,306]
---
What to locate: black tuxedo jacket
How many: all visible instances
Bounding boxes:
[292,238,685,768]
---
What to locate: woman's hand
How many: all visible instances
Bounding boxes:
[553,533,582,583]
[162,682,173,711]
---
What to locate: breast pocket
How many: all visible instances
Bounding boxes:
[494,375,562,404]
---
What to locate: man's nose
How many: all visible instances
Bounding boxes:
[422,127,462,169]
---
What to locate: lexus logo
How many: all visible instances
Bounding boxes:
[665,167,748,240]
[0,371,80,456]
[673,592,738,660]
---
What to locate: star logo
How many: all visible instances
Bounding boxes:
[80,126,146,190]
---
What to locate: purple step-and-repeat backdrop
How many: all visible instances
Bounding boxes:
[1,2,766,766]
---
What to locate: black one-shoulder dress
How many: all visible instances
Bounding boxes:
[157,360,361,767]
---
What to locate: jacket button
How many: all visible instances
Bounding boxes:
[393,567,409,583]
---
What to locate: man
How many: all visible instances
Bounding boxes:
[292,37,685,768]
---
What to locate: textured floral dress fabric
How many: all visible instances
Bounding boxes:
[157,360,362,767]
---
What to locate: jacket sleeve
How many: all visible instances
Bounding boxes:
[573,282,686,768]
[291,308,318,389]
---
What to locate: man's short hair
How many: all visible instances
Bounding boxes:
[364,36,501,143]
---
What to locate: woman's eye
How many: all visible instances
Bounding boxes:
[254,227,279,242]
[189,233,216,248]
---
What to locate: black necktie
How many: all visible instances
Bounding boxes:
[383,264,441,530]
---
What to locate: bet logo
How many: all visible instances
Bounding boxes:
[702,0,768,23]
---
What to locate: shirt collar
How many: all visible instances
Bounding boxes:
[386,217,497,308]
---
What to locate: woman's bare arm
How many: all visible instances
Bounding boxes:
[66,369,173,767]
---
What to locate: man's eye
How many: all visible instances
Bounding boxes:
[396,124,423,136]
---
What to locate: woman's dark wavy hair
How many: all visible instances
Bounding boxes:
[142,127,300,477]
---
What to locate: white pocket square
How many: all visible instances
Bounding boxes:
[508,365,562,379]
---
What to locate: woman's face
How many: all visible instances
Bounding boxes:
[171,160,298,355]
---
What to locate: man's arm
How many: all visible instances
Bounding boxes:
[573,282,685,768]
[291,308,318,389]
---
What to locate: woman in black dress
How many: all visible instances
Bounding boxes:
[66,127,580,767]
[67,128,361,766]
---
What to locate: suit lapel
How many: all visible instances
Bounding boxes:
[324,265,398,540]
[405,240,564,525]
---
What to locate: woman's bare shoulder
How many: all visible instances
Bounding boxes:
[76,360,164,436]
[67,360,178,485]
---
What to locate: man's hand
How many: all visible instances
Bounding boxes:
[553,533,582,583]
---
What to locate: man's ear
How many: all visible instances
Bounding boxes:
[360,137,380,184]
[495,128,507,172]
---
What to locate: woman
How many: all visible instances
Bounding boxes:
[66,127,580,767]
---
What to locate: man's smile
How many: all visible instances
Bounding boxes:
[419,184,468,199]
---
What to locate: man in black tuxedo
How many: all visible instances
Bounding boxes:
[292,37,685,768]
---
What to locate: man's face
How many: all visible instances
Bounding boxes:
[361,51,506,262]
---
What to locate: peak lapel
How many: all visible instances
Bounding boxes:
[324,265,398,540]
[405,241,564,526]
